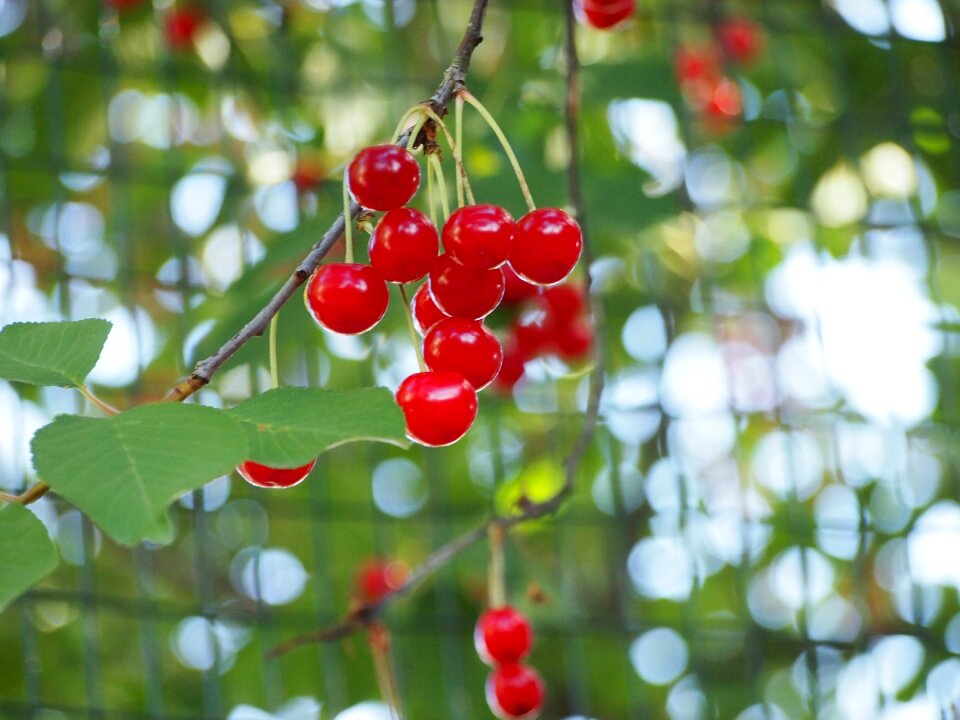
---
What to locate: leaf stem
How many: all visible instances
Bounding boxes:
[460,90,536,212]
[428,154,451,223]
[269,314,280,389]
[342,175,354,264]
[78,386,119,416]
[398,285,426,372]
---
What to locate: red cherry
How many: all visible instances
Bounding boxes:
[474,607,533,666]
[369,208,439,283]
[428,254,505,320]
[423,318,503,391]
[510,209,583,286]
[292,160,324,194]
[411,283,450,335]
[442,204,515,270]
[554,320,594,361]
[493,341,526,393]
[304,263,389,335]
[718,18,764,65]
[356,559,410,603]
[542,283,586,319]
[395,371,478,447]
[703,77,743,119]
[511,303,556,358]
[675,46,722,85]
[578,0,635,29]
[502,265,540,305]
[165,7,204,50]
[237,459,316,489]
[486,664,545,720]
[347,145,420,211]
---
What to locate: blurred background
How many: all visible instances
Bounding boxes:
[3,0,960,717]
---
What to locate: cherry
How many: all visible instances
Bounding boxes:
[486,664,545,720]
[554,320,594,361]
[717,18,763,65]
[369,208,439,283]
[493,342,526,393]
[292,160,324,194]
[428,254,505,320]
[356,558,410,603]
[165,7,204,50]
[703,77,743,119]
[347,145,420,211]
[474,607,533,666]
[395,371,478,447]
[675,46,721,86]
[578,0,635,29]
[510,209,583,286]
[304,263,389,335]
[511,303,556,358]
[501,265,540,306]
[423,318,503,391]
[237,459,316,489]
[411,283,450,335]
[442,204,515,270]
[542,283,586,319]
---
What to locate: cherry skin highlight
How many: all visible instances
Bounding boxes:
[369,208,439,283]
[510,208,583,286]
[486,664,546,720]
[423,318,503,391]
[347,145,420,211]
[304,263,389,335]
[237,459,316,489]
[411,283,450,335]
[474,607,533,666]
[442,204,515,270]
[395,371,478,447]
[428,254,505,319]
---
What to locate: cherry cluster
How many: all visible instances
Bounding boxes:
[674,18,764,129]
[475,607,545,719]
[303,143,583,448]
[575,0,635,30]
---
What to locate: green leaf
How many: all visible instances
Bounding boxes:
[0,503,58,612]
[32,404,248,546]
[228,387,408,467]
[0,319,111,388]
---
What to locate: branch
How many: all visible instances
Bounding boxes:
[164,0,490,403]
[269,0,609,658]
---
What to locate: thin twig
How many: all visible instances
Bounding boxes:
[268,0,609,658]
[0,481,51,506]
[163,0,490,404]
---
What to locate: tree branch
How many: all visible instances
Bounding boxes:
[164,0,490,403]
[268,0,609,658]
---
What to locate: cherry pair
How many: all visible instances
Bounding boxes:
[475,607,545,719]
[577,0,635,30]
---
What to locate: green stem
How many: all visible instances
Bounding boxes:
[392,105,425,144]
[461,90,536,212]
[426,151,438,228]
[78,386,119,416]
[488,523,506,608]
[269,314,280,389]
[422,105,475,206]
[429,154,451,223]
[406,114,429,152]
[398,285,427,372]
[342,175,354,264]
[455,95,466,207]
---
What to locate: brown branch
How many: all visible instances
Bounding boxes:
[164,0,490,404]
[269,0,609,659]
[0,481,51,506]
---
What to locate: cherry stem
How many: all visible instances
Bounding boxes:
[369,624,404,720]
[392,105,424,144]
[426,150,438,228]
[428,154,451,223]
[421,105,475,207]
[78,386,119,416]
[405,113,429,153]
[342,175,354,264]
[488,523,507,608]
[455,95,466,207]
[268,314,279,389]
[398,284,426,372]
[460,90,536,212]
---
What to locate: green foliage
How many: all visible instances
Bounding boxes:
[229,386,408,467]
[0,319,111,388]
[0,504,58,611]
[32,404,249,546]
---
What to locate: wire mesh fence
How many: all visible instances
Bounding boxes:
[2,0,960,718]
